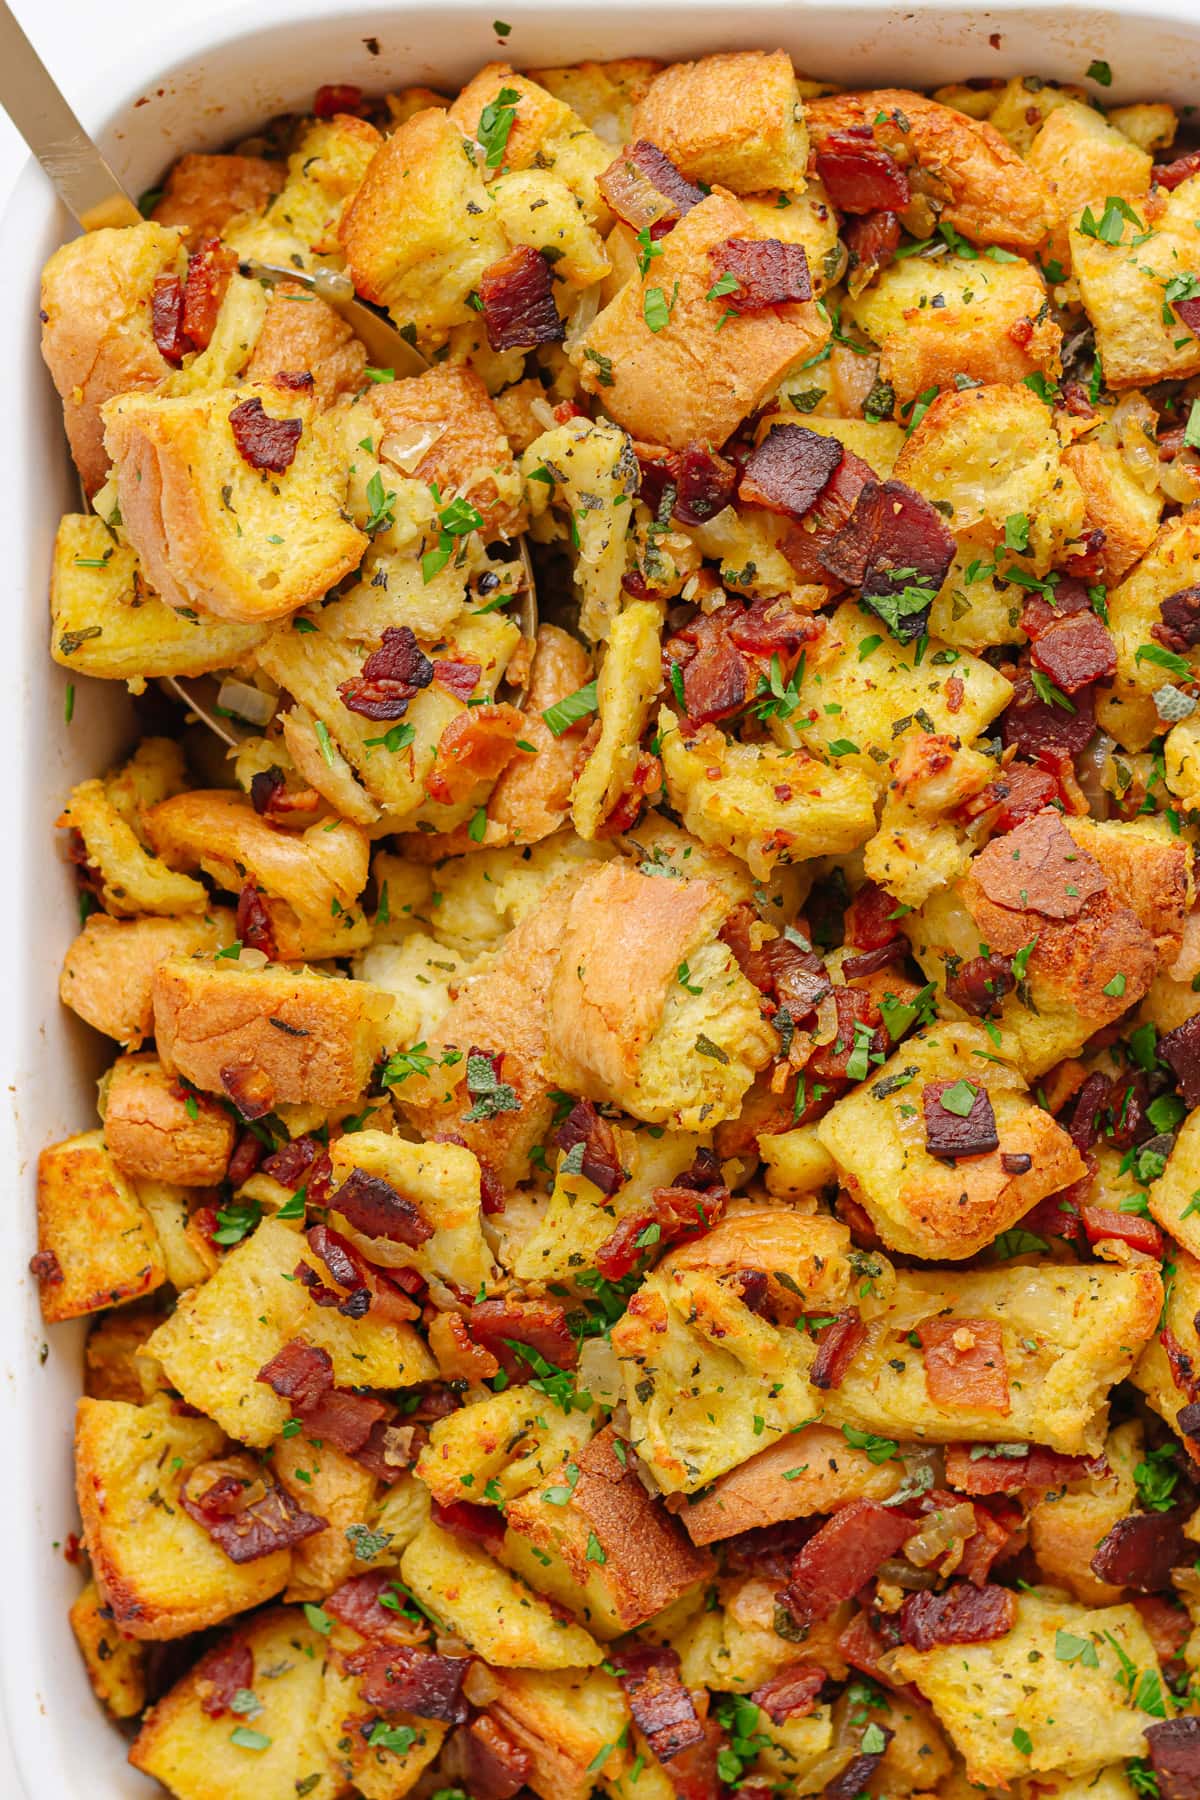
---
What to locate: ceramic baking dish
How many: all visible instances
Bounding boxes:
[4,1,1200,1791]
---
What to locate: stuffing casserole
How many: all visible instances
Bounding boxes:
[31,41,1200,1800]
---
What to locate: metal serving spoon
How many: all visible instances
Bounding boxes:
[1,0,537,746]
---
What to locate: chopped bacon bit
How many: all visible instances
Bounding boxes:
[151,276,188,365]
[465,1296,578,1377]
[811,1310,867,1390]
[194,1636,254,1718]
[1135,1595,1191,1666]
[219,1063,274,1121]
[307,1222,370,1294]
[1002,662,1098,760]
[841,941,904,980]
[249,767,287,816]
[338,625,434,722]
[331,1166,433,1247]
[325,1569,408,1641]
[809,987,886,1082]
[554,1098,624,1195]
[29,1248,63,1285]
[597,138,705,231]
[751,1664,826,1725]
[601,747,661,834]
[302,1387,391,1458]
[1091,1511,1188,1592]
[1080,1205,1164,1257]
[441,1715,532,1800]
[777,1499,913,1627]
[844,209,901,282]
[228,395,303,474]
[708,237,813,312]
[1061,379,1096,418]
[845,881,903,951]
[779,446,877,587]
[816,129,911,213]
[983,762,1065,832]
[724,1518,821,1583]
[615,1644,706,1765]
[1159,1013,1200,1107]
[899,1581,1016,1650]
[1146,1718,1200,1800]
[666,612,747,726]
[257,1339,335,1408]
[721,903,832,1023]
[274,370,315,392]
[180,1469,325,1562]
[640,441,740,529]
[181,238,237,350]
[314,83,365,117]
[432,659,482,701]
[918,1317,1010,1414]
[594,1168,728,1280]
[1066,1071,1110,1156]
[235,880,278,961]
[943,1443,1105,1496]
[824,1739,893,1800]
[425,702,525,807]
[354,1416,426,1484]
[1154,149,1200,190]
[1029,609,1116,695]
[262,1134,332,1199]
[739,424,843,518]
[946,953,1015,1020]
[957,1500,1018,1584]
[431,1498,508,1556]
[820,479,955,640]
[922,1080,999,1160]
[353,1643,471,1724]
[1175,295,1200,337]
[479,246,565,352]
[972,809,1106,920]
[1154,585,1200,654]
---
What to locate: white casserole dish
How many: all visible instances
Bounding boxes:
[4,1,1200,1791]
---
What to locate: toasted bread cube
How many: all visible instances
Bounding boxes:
[1027,99,1151,264]
[542,861,775,1127]
[1100,512,1200,751]
[844,254,1060,405]
[631,51,807,192]
[76,1396,290,1637]
[659,707,876,882]
[816,1024,1086,1260]
[829,1263,1161,1454]
[368,364,524,539]
[259,113,382,260]
[863,733,997,911]
[486,625,595,847]
[271,1429,378,1604]
[492,168,611,288]
[676,1580,845,1693]
[339,108,507,341]
[152,955,390,1115]
[50,514,268,684]
[40,223,183,495]
[1072,175,1200,388]
[416,1388,595,1510]
[982,76,1082,152]
[1062,813,1190,964]
[58,778,208,918]
[888,1593,1164,1785]
[447,64,612,219]
[60,909,235,1049]
[35,1131,165,1322]
[316,1658,444,1799]
[69,1577,147,1718]
[572,600,661,840]
[1028,1419,1142,1606]
[1148,1109,1200,1260]
[85,1309,165,1403]
[503,1425,714,1637]
[522,417,640,640]
[757,1123,838,1199]
[529,58,663,140]
[103,1054,234,1185]
[400,1520,602,1667]
[129,1606,335,1797]
[677,1422,904,1546]
[243,282,366,409]
[487,1668,629,1800]
[103,383,367,625]
[328,1130,497,1296]
[151,151,284,245]
[1132,1244,1200,1456]
[574,191,826,450]
[1061,440,1163,587]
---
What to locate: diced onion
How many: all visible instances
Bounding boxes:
[380,422,444,473]
[903,1501,977,1567]
[579,1335,623,1408]
[563,286,601,353]
[216,678,276,727]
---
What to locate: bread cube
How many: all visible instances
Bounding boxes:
[1072,174,1200,387]
[659,707,876,882]
[129,1606,335,1798]
[863,733,996,911]
[572,600,661,839]
[103,1053,234,1185]
[352,932,467,1048]
[529,58,663,140]
[487,1667,630,1800]
[152,954,391,1115]
[328,1130,497,1296]
[136,1179,219,1291]
[367,363,524,539]
[829,1262,1161,1454]
[844,254,1060,404]
[487,624,595,847]
[1061,440,1163,586]
[35,1131,165,1322]
[339,107,508,340]
[521,417,639,640]
[573,190,827,451]
[1099,512,1200,751]
[816,1023,1086,1260]
[888,1593,1165,1785]
[151,151,284,245]
[261,113,382,259]
[243,282,366,410]
[76,1396,290,1637]
[742,179,842,295]
[417,1388,595,1510]
[271,1430,378,1603]
[1027,98,1151,263]
[85,1309,164,1403]
[630,51,807,192]
[1132,1244,1200,1454]
[40,222,183,494]
[1061,813,1190,964]
[676,1579,843,1694]
[677,1422,904,1546]
[894,383,1084,573]
[103,382,367,625]
[447,63,612,220]
[69,1577,147,1718]
[757,1123,838,1198]
[1029,1419,1142,1605]
[58,778,207,918]
[50,514,268,684]
[491,168,611,288]
[316,1657,445,1799]
[400,1520,602,1667]
[1148,1109,1200,1260]
[60,909,235,1049]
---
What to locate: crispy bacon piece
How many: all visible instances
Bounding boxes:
[431,1498,508,1556]
[228,396,303,474]
[352,1643,471,1724]
[465,1296,578,1377]
[597,138,705,231]
[671,442,739,526]
[257,1339,336,1409]
[314,83,365,117]
[1002,663,1097,760]
[235,880,278,961]
[325,1570,408,1641]
[248,766,319,818]
[816,129,911,213]
[331,1166,433,1246]
[306,1221,369,1294]
[194,1636,254,1718]
[1154,585,1200,654]
[841,939,905,980]
[1159,1013,1200,1107]
[479,246,565,352]
[28,1248,63,1285]
[777,1499,913,1627]
[1136,1595,1191,1666]
[1027,605,1116,695]
[262,1134,332,1200]
[1079,1205,1164,1257]
[739,424,843,517]
[944,1443,1103,1495]
[721,903,832,1023]
[899,1581,1016,1651]
[1155,149,1200,189]
[151,276,189,365]
[432,658,482,700]
[707,238,813,312]
[182,238,237,350]
[922,1080,999,1160]
[354,1416,427,1484]
[594,1170,728,1280]
[946,953,1015,1019]
[845,882,902,951]
[1146,1719,1200,1800]
[824,1738,893,1800]
[844,210,901,283]
[983,761,1064,831]
[1175,295,1200,337]
[442,1715,532,1800]
[338,624,434,722]
[554,1099,624,1195]
[303,1388,391,1458]
[779,447,877,586]
[219,1063,273,1121]
[1067,1071,1110,1156]
[751,1664,826,1725]
[820,479,955,641]
[615,1644,706,1765]
[1091,1511,1188,1591]
[918,1317,1009,1414]
[180,1469,325,1563]
[811,1310,867,1390]
[809,987,886,1082]
[425,702,525,806]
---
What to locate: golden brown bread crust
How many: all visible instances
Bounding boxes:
[151,152,284,246]
[628,49,806,190]
[243,282,367,409]
[1061,817,1191,967]
[369,365,525,539]
[36,1133,166,1323]
[102,1054,234,1186]
[486,625,592,846]
[59,910,236,1049]
[677,1424,905,1545]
